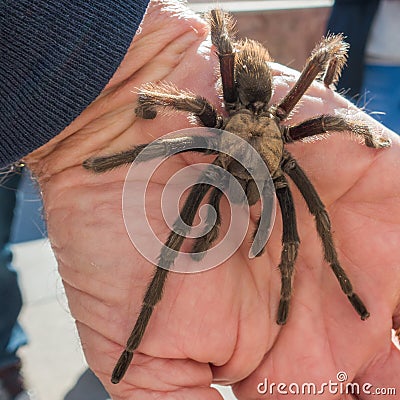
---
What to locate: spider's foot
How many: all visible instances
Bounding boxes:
[276,299,290,325]
[365,133,392,149]
[111,350,134,384]
[135,103,157,119]
[374,135,392,149]
[82,156,108,173]
[249,245,265,258]
[348,293,370,321]
[83,155,119,173]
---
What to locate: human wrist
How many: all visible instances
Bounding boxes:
[1,0,150,169]
[24,0,208,179]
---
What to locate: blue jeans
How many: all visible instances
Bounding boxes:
[361,64,400,134]
[0,171,28,368]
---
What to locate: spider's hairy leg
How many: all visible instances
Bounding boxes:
[281,151,370,320]
[235,40,273,109]
[191,186,223,261]
[83,136,219,173]
[274,175,300,325]
[112,267,168,384]
[112,164,223,384]
[191,174,272,259]
[321,34,348,87]
[251,179,275,257]
[226,176,259,205]
[136,82,223,128]
[283,114,391,148]
[207,9,237,104]
[276,34,348,121]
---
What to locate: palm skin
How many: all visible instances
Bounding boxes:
[24,1,400,399]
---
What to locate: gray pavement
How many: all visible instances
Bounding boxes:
[12,239,111,400]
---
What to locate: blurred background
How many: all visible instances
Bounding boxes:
[190,0,333,71]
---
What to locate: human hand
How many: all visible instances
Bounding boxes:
[231,63,400,399]
[24,1,400,399]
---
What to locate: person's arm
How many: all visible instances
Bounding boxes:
[0,0,149,167]
[19,1,400,399]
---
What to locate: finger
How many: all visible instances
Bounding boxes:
[356,343,400,400]
[77,322,223,400]
[230,296,382,400]
[231,331,348,400]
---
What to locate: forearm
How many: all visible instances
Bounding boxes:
[0,0,149,168]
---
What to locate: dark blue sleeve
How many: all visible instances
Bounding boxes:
[0,0,150,168]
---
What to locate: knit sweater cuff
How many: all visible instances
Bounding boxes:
[0,0,150,168]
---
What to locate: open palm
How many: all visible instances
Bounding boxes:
[25,1,400,399]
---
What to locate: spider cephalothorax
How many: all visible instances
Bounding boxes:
[83,9,391,384]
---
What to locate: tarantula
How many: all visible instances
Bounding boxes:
[83,9,391,384]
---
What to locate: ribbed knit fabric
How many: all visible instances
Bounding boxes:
[0,0,150,168]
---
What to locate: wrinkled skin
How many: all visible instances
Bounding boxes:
[25,1,400,399]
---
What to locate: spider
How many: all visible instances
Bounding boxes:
[83,9,391,384]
